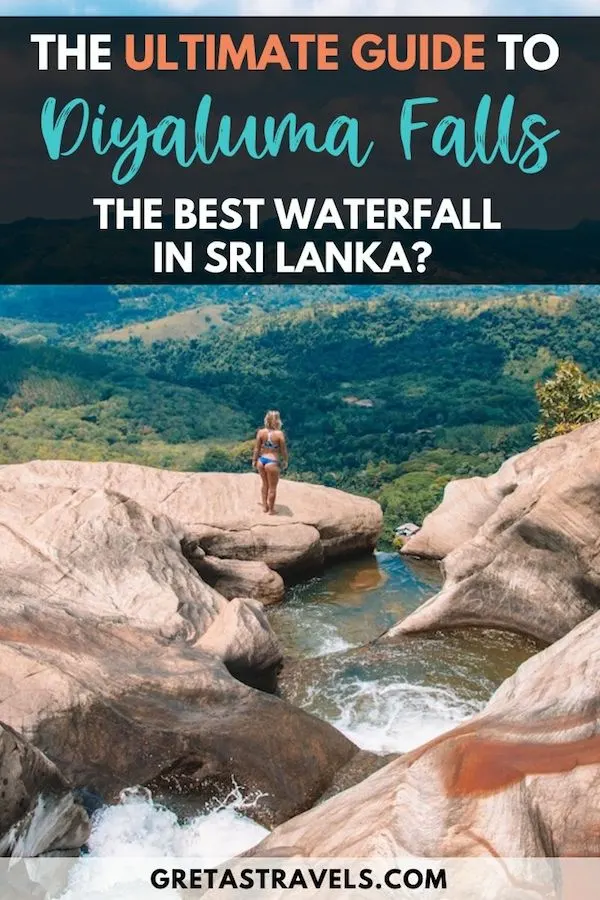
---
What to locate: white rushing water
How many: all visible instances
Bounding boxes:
[68,685,472,887]
[57,787,269,899]
[73,668,478,873]
[329,679,481,753]
[63,554,530,876]
[80,692,471,865]
[271,553,484,755]
[86,786,268,861]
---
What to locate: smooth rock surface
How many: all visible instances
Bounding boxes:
[315,750,399,805]
[197,597,283,691]
[0,468,360,827]
[192,555,285,605]
[1,460,382,586]
[393,421,600,642]
[250,609,600,856]
[0,722,89,857]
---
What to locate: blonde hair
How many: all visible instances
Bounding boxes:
[264,410,282,430]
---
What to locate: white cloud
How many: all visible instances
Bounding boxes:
[1,0,599,12]
[138,0,600,13]
[0,0,85,9]
[240,0,488,12]
[138,0,215,9]
[565,0,600,8]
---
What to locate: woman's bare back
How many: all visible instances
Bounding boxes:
[258,428,283,458]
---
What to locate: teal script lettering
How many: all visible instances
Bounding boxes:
[40,94,375,185]
[400,94,559,174]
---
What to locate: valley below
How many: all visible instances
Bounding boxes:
[2,285,600,544]
[1,285,600,896]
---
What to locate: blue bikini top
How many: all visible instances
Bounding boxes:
[263,430,280,450]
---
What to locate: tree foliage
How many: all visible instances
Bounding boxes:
[2,292,600,544]
[535,361,600,441]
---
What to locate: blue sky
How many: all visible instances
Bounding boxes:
[1,0,599,16]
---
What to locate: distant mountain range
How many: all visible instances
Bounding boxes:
[2,289,599,542]
[1,282,599,334]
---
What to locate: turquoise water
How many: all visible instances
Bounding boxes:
[270,552,539,752]
[77,551,538,867]
[269,552,442,657]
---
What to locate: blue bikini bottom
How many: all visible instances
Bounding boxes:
[258,456,279,466]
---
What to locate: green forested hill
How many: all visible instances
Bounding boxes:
[0,336,250,468]
[100,292,600,539]
[1,291,599,543]
[0,284,593,333]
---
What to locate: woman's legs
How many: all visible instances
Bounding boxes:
[265,463,280,514]
[257,462,269,512]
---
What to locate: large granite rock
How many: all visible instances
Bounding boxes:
[0,467,360,827]
[1,460,382,593]
[0,722,89,857]
[392,421,600,643]
[250,609,600,857]
[192,555,285,606]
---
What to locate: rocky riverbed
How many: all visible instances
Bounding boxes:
[2,427,600,864]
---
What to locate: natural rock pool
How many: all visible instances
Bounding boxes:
[77,552,539,876]
[271,552,539,753]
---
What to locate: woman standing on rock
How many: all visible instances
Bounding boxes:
[252,410,288,515]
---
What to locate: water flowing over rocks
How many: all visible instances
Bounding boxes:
[250,609,600,857]
[392,421,600,643]
[0,722,89,857]
[0,461,375,830]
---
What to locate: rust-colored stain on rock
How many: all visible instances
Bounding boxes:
[349,569,385,591]
[444,733,600,797]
